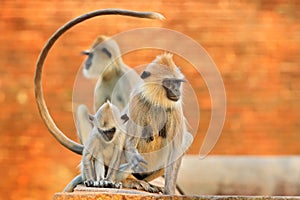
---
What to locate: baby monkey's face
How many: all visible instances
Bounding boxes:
[94,102,119,142]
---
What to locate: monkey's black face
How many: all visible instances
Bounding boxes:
[82,48,112,70]
[162,78,184,101]
[82,51,93,70]
[97,127,116,141]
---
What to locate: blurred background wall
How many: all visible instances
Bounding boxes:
[0,1,299,199]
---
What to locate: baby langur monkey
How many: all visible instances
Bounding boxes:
[82,100,125,188]
[124,53,193,195]
[64,101,147,192]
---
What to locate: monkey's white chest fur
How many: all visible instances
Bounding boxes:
[88,129,124,164]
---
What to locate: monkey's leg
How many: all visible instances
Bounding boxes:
[104,148,123,188]
[143,169,185,195]
[63,174,83,192]
[105,147,121,181]
[82,152,96,186]
[122,175,164,193]
[143,168,165,182]
[164,156,183,195]
[95,157,105,181]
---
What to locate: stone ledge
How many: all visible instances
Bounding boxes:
[53,192,300,200]
[53,187,300,200]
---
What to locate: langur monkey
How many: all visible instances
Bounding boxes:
[123,53,193,195]
[65,101,147,191]
[82,101,127,188]
[76,35,143,145]
[81,35,141,112]
[34,9,165,192]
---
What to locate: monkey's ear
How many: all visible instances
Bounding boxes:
[120,114,129,123]
[88,114,94,122]
[102,48,112,58]
[140,71,151,79]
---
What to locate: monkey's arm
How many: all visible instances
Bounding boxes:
[125,136,148,173]
[82,150,95,181]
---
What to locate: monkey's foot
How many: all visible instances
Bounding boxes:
[122,178,164,193]
[84,180,95,187]
[84,180,122,189]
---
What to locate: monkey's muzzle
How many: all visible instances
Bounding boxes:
[162,78,185,102]
[98,127,116,141]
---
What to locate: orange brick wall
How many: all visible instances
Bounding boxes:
[0,1,299,199]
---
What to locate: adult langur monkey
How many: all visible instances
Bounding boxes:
[122,53,193,195]
[34,9,166,192]
[82,35,141,112]
[76,35,141,145]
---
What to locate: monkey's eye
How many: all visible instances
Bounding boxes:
[162,79,185,89]
[141,71,151,79]
[174,80,183,87]
[162,79,171,88]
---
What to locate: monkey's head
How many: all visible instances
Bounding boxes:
[82,35,123,79]
[90,100,121,141]
[140,53,185,107]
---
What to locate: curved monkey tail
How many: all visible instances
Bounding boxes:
[34,9,165,155]
[63,174,83,192]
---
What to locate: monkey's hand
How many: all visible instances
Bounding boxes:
[130,153,148,173]
[121,152,148,173]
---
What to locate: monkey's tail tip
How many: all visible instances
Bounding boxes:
[150,12,166,21]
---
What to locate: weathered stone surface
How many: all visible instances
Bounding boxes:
[54,188,300,200]
[53,185,300,200]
